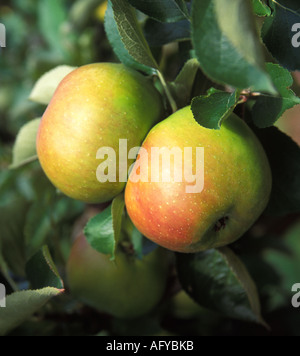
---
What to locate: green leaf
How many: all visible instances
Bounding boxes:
[252,63,300,128]
[254,126,300,216]
[29,66,76,105]
[105,1,154,74]
[25,246,64,290]
[110,0,158,69]
[84,194,125,259]
[251,0,271,16]
[128,0,190,23]
[10,118,41,169]
[0,287,64,336]
[262,0,300,71]
[176,247,265,324]
[191,0,276,93]
[169,58,200,108]
[191,90,239,130]
[84,205,115,256]
[144,18,190,46]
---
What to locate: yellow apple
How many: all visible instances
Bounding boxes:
[36,63,163,203]
[125,106,272,253]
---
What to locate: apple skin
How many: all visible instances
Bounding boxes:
[66,234,170,319]
[36,63,163,204]
[125,106,272,253]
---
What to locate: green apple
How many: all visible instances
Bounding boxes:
[66,233,170,319]
[36,63,163,203]
[125,106,272,253]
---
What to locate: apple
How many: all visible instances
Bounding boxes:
[36,63,163,204]
[125,106,272,253]
[66,233,170,319]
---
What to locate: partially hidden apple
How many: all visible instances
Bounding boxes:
[125,106,272,253]
[36,63,163,203]
[66,233,170,319]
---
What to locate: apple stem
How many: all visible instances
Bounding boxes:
[157,70,178,113]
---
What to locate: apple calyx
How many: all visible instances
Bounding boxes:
[214,216,230,232]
